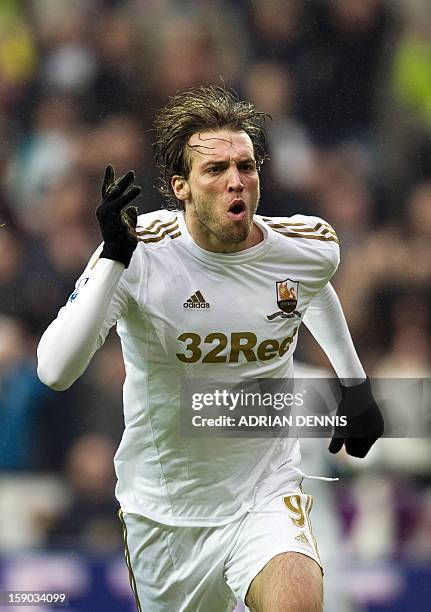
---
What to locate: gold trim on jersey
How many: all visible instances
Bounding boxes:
[263,218,339,244]
[299,484,323,569]
[314,222,338,238]
[118,509,143,612]
[271,226,326,234]
[144,217,175,232]
[274,232,338,244]
[136,217,178,236]
[264,221,309,228]
[135,216,182,243]
[138,225,181,243]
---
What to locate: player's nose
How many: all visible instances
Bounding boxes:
[227,166,244,193]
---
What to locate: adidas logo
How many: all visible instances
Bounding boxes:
[183,290,210,309]
[294,532,311,547]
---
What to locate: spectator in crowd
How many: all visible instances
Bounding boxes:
[0,316,47,470]
[45,433,121,552]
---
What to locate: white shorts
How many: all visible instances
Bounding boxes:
[119,477,322,612]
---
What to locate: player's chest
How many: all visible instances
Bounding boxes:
[140,254,321,338]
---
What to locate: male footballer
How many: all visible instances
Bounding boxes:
[38,86,384,611]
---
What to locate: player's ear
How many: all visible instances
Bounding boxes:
[171,176,191,202]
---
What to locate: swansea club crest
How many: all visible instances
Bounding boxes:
[277,279,298,313]
[267,279,301,320]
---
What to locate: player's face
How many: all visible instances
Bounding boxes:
[173,129,261,252]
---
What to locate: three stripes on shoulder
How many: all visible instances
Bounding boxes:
[134,216,338,245]
[136,217,181,243]
[263,218,339,244]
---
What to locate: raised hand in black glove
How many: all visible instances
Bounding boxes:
[96,165,141,268]
[329,378,384,458]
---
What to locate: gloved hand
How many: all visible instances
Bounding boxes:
[96,164,141,268]
[329,378,384,458]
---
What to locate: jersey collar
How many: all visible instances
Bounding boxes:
[177,213,274,264]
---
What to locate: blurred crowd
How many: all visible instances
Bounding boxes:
[0,0,431,606]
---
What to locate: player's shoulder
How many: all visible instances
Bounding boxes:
[135,208,182,246]
[258,213,339,246]
[258,213,340,278]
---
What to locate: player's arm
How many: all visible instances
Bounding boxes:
[303,283,365,384]
[303,283,384,458]
[37,166,141,391]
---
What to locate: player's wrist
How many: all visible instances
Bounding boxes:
[100,241,136,268]
[339,377,372,407]
[339,375,367,388]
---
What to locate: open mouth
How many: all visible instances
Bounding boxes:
[227,199,246,221]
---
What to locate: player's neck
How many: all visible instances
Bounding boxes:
[184,214,263,253]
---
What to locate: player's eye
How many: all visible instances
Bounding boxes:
[239,163,256,171]
[207,166,223,174]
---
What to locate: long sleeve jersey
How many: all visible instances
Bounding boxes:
[38,211,364,526]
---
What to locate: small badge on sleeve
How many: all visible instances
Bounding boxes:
[68,277,89,302]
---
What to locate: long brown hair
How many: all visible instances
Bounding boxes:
[153,85,269,209]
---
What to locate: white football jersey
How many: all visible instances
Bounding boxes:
[68,210,340,526]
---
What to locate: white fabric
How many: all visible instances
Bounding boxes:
[37,255,126,390]
[38,210,341,526]
[303,283,366,385]
[121,469,321,612]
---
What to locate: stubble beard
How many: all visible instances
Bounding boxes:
[192,193,259,246]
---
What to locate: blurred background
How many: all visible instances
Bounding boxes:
[0,0,430,610]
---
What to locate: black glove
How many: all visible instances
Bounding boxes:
[329,378,384,458]
[96,165,141,268]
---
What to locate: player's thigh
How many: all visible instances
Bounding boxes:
[224,488,323,610]
[119,510,183,611]
[245,551,323,612]
[120,510,238,612]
